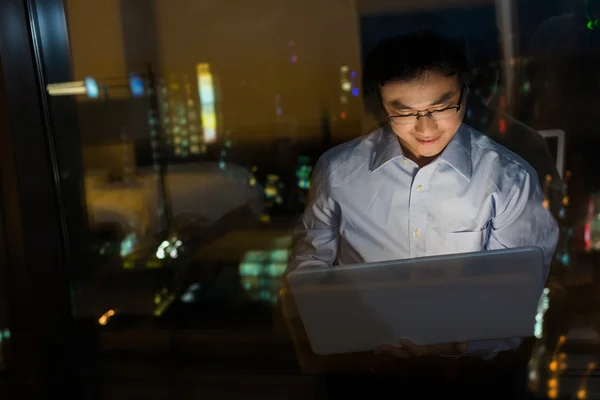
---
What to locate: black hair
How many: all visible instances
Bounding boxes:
[363,31,472,99]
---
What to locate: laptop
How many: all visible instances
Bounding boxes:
[285,247,544,355]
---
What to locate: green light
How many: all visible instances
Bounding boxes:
[584,0,599,30]
[269,249,289,263]
[239,262,263,277]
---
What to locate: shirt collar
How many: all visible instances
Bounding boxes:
[370,125,403,172]
[370,124,472,181]
[439,124,472,181]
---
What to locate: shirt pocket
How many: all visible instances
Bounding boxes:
[443,229,488,254]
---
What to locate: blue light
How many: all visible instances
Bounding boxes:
[298,179,311,189]
[85,77,99,99]
[351,87,359,97]
[129,75,145,97]
[351,71,357,79]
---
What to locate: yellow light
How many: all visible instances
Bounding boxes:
[548,378,558,388]
[550,361,558,371]
[559,335,566,344]
[153,294,175,317]
[548,388,558,399]
[46,81,87,96]
[197,63,217,144]
[260,214,271,223]
[98,309,116,325]
[123,260,135,269]
[562,196,570,206]
[542,199,550,209]
[201,113,216,129]
[577,389,587,399]
[589,362,596,370]
[559,352,567,360]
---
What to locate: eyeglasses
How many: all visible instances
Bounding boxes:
[387,86,465,126]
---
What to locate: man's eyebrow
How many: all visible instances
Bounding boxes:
[429,91,455,107]
[388,100,412,110]
[388,91,456,111]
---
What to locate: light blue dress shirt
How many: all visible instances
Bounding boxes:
[289,123,559,358]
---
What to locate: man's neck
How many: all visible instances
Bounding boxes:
[399,142,438,168]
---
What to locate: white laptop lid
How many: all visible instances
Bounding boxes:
[286,247,544,355]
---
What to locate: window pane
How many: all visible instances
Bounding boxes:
[40,0,600,397]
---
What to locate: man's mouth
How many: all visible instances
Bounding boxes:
[416,137,440,145]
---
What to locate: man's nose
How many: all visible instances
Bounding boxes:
[414,115,437,134]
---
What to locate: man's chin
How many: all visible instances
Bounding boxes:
[417,148,443,158]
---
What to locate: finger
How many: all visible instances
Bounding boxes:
[380,344,410,359]
[399,339,426,357]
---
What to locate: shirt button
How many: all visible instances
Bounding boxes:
[403,159,408,164]
[416,185,424,192]
[413,229,421,237]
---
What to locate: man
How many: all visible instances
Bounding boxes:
[288,32,559,362]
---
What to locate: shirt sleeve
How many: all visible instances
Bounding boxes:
[287,158,340,272]
[464,168,559,358]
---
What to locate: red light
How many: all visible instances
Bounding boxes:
[340,112,347,119]
[585,196,595,252]
[499,119,506,134]
[585,222,592,251]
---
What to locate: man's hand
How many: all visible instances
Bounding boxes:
[377,339,467,358]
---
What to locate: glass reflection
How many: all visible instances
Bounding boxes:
[35,0,600,397]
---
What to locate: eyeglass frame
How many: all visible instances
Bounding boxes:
[386,85,465,126]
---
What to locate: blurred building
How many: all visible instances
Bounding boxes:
[65,0,365,154]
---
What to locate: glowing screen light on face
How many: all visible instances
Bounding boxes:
[196,63,216,143]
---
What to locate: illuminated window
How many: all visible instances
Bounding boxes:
[239,249,290,304]
[197,63,217,144]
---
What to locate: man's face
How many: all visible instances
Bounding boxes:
[380,72,465,163]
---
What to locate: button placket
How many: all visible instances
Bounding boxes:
[408,166,434,257]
